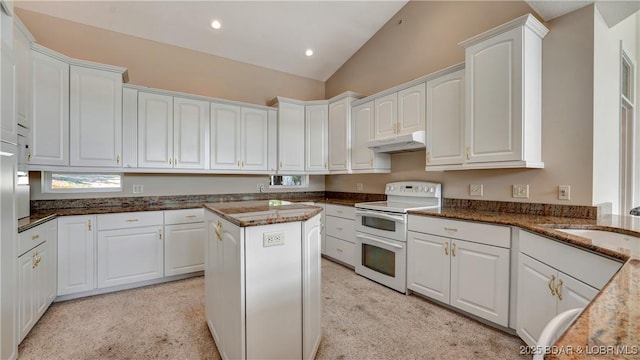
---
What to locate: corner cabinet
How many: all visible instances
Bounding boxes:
[350,101,390,173]
[69,64,125,167]
[457,14,548,170]
[275,98,306,173]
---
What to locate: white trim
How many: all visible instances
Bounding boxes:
[458,13,549,48]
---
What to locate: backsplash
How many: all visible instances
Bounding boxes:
[443,199,598,219]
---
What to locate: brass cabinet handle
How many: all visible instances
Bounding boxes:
[279,161,283,168]
[466,147,470,160]
[215,220,223,241]
[125,218,139,222]
[242,160,245,167]
[444,242,449,256]
[174,158,177,166]
[426,152,430,164]
[444,227,458,233]
[320,222,324,233]
[159,230,163,240]
[336,248,343,253]
[555,279,563,300]
[32,252,41,269]
[237,160,240,167]
[336,227,343,231]
[88,219,92,231]
[27,151,32,161]
[116,155,120,165]
[169,158,172,165]
[451,242,457,257]
[185,215,197,219]
[32,234,40,240]
[324,161,327,169]
[548,274,556,296]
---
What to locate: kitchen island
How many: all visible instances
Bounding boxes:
[203,200,323,360]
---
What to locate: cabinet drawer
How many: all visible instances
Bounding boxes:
[408,215,510,248]
[164,208,205,225]
[325,235,355,267]
[19,223,48,256]
[519,230,621,289]
[325,204,355,219]
[325,216,355,243]
[97,211,164,230]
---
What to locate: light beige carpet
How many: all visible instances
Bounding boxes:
[19,258,528,359]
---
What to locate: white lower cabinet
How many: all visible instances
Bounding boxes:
[407,215,511,327]
[515,230,622,346]
[96,212,164,288]
[164,209,205,276]
[323,204,356,267]
[57,215,95,296]
[18,220,57,343]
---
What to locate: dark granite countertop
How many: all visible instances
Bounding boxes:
[408,208,640,359]
[204,200,323,227]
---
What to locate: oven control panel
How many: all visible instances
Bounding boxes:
[385,181,441,198]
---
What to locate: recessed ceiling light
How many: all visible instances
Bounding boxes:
[305,49,314,57]
[211,20,221,30]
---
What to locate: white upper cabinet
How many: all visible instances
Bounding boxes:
[372,83,425,140]
[138,92,174,168]
[277,99,305,173]
[373,93,397,139]
[351,101,390,173]
[173,97,208,169]
[210,103,268,172]
[14,17,33,130]
[397,83,425,135]
[69,65,124,167]
[425,68,465,168]
[460,14,548,169]
[240,107,268,171]
[305,103,328,173]
[29,47,69,166]
[328,96,353,173]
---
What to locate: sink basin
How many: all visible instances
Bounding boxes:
[555,228,640,256]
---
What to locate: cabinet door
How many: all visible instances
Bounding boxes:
[241,107,268,171]
[138,92,173,168]
[556,273,598,314]
[57,215,95,296]
[328,98,350,172]
[220,217,244,360]
[465,27,523,163]
[210,103,240,170]
[30,50,69,165]
[69,66,123,167]
[450,239,510,327]
[351,101,374,170]
[426,70,465,167]
[164,222,205,276]
[305,104,328,173]
[0,43,16,143]
[397,83,425,135]
[407,232,450,304]
[374,93,397,139]
[96,226,164,288]
[516,253,558,347]
[173,97,208,169]
[34,240,50,317]
[45,220,58,304]
[14,23,31,129]
[18,251,36,343]
[278,101,305,172]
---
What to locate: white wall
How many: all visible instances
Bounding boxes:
[592,7,639,214]
[29,172,326,200]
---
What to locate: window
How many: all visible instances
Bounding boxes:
[43,172,123,193]
[269,175,307,188]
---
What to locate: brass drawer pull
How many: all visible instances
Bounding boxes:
[548,275,556,296]
[32,234,40,240]
[555,279,564,300]
[125,218,139,222]
[185,215,197,219]
[444,242,449,255]
[451,242,457,257]
[215,220,223,241]
[444,227,458,232]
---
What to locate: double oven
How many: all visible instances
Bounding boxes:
[355,182,441,294]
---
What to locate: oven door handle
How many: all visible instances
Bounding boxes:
[356,234,404,249]
[355,209,405,223]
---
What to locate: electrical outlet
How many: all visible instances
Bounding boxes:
[132,184,144,194]
[469,184,483,196]
[512,184,529,198]
[356,183,363,191]
[558,185,570,200]
[263,232,285,247]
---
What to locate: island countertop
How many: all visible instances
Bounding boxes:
[204,200,323,227]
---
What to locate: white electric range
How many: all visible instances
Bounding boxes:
[354,181,442,293]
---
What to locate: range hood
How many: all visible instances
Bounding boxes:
[366,130,426,153]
